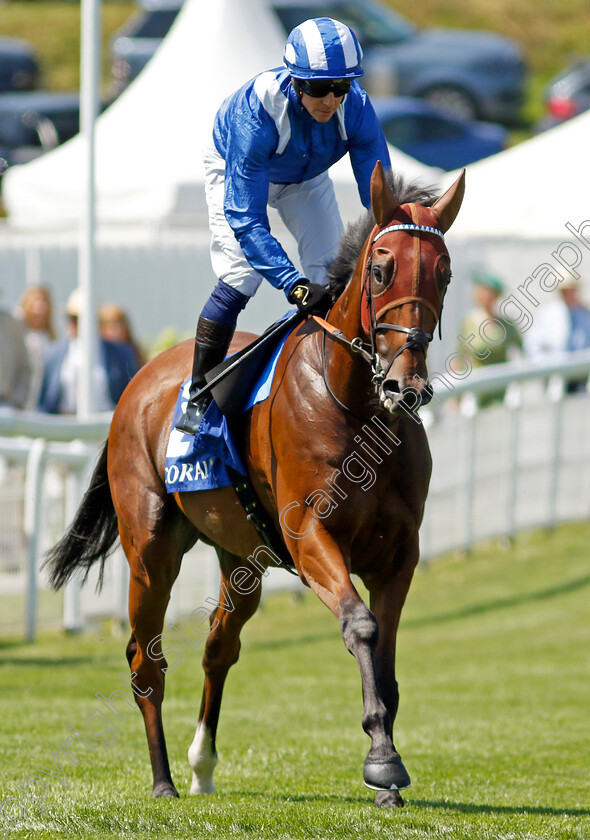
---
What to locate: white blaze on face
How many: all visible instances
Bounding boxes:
[188,723,218,794]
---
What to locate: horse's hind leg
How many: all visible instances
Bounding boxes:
[188,548,262,794]
[121,512,196,798]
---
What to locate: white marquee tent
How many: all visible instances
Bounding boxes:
[7,0,588,360]
[444,109,590,285]
[438,110,590,340]
[447,109,590,241]
[3,0,439,230]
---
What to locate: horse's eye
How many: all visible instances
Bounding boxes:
[373,266,384,284]
[435,255,452,296]
[438,273,451,302]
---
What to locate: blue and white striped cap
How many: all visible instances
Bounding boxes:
[284,17,364,80]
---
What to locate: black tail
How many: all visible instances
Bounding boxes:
[44,440,119,590]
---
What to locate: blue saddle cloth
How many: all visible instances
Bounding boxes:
[165,325,292,494]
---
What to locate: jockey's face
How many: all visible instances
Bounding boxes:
[301,91,343,122]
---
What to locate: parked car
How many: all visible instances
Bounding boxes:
[109,0,527,125]
[373,96,507,170]
[0,92,88,184]
[271,0,527,123]
[535,59,590,131]
[0,37,40,93]
[110,0,182,95]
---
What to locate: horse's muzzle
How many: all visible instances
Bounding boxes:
[379,378,432,415]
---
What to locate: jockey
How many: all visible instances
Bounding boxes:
[177,16,391,434]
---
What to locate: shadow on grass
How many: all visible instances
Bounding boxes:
[403,573,590,630]
[0,638,31,650]
[224,790,371,805]
[247,631,336,651]
[235,574,590,651]
[224,790,590,816]
[0,656,93,667]
[220,573,590,654]
[413,798,590,817]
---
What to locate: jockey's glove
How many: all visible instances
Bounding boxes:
[288,280,332,316]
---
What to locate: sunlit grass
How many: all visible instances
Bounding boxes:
[2,2,135,95]
[1,523,589,838]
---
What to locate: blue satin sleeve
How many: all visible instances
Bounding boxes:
[222,112,302,295]
[347,94,391,208]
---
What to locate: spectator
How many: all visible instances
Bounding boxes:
[98,302,146,367]
[562,278,590,392]
[38,288,141,414]
[524,277,590,389]
[561,278,590,354]
[15,285,57,409]
[458,271,522,406]
[459,271,523,367]
[0,301,31,408]
[524,288,569,361]
[524,277,590,392]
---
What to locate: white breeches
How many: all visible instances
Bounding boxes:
[204,143,344,297]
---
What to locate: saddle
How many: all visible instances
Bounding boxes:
[203,310,304,574]
[205,311,304,425]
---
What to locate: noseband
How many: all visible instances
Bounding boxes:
[315,219,447,418]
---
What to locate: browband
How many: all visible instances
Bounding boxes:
[372,224,444,243]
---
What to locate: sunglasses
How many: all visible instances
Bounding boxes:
[297,78,352,98]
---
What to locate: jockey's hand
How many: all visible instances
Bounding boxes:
[288,280,332,316]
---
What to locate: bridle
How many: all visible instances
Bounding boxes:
[363,222,445,391]
[316,220,446,403]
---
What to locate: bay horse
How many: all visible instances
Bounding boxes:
[46,162,464,808]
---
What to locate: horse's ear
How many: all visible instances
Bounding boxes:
[370,161,398,226]
[432,169,466,232]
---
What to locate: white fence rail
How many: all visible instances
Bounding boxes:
[421,350,590,558]
[1,349,590,640]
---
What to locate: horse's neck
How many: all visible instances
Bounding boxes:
[323,238,374,413]
[330,225,374,336]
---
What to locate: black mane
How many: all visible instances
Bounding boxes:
[327,171,439,301]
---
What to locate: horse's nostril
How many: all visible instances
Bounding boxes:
[398,384,432,411]
[383,380,400,396]
[418,388,432,406]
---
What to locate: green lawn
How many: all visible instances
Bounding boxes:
[1,523,589,839]
[1,2,135,96]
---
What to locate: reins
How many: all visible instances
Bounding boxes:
[317,322,374,422]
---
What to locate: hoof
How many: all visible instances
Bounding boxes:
[152,781,179,798]
[363,756,411,791]
[374,789,405,808]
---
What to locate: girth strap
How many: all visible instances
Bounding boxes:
[225,466,298,576]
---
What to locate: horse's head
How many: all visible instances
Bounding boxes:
[360,161,465,415]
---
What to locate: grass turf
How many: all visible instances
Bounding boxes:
[0,523,589,838]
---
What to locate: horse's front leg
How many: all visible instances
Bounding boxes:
[287,522,410,798]
[364,537,420,807]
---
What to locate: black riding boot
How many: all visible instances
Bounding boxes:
[175,316,235,435]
